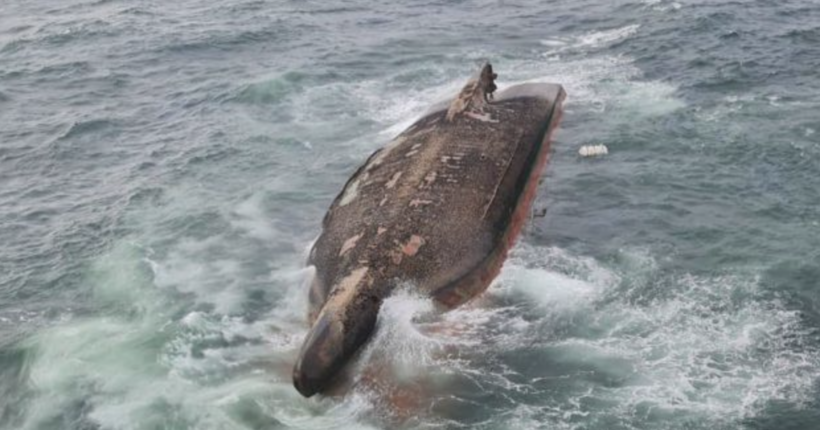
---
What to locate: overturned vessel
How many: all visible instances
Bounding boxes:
[293,64,566,397]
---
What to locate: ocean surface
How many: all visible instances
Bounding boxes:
[2,0,820,428]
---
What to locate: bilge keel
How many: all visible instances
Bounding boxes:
[293,64,566,397]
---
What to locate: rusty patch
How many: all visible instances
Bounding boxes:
[401,235,425,256]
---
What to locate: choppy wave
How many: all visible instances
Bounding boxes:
[6,24,754,430]
[540,24,640,52]
[327,244,816,429]
[4,0,820,428]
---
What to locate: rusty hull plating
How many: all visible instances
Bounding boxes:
[293,64,566,397]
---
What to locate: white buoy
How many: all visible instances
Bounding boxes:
[579,144,609,157]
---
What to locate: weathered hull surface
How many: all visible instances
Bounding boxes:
[293,68,566,397]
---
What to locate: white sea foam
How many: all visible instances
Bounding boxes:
[643,0,683,12]
[508,55,684,120]
[277,26,683,160]
[365,55,684,149]
[578,24,641,47]
[19,237,386,430]
[151,241,245,315]
[358,79,464,138]
[231,192,278,241]
[298,243,820,428]
[540,38,570,47]
[540,24,640,51]
[19,232,820,430]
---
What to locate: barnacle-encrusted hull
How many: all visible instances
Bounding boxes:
[293,66,566,397]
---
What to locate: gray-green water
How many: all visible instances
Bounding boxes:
[2,0,820,428]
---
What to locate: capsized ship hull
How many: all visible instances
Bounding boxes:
[293,64,566,397]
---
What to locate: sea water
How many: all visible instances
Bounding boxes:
[2,0,820,429]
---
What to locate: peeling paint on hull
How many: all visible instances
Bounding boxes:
[293,69,566,397]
